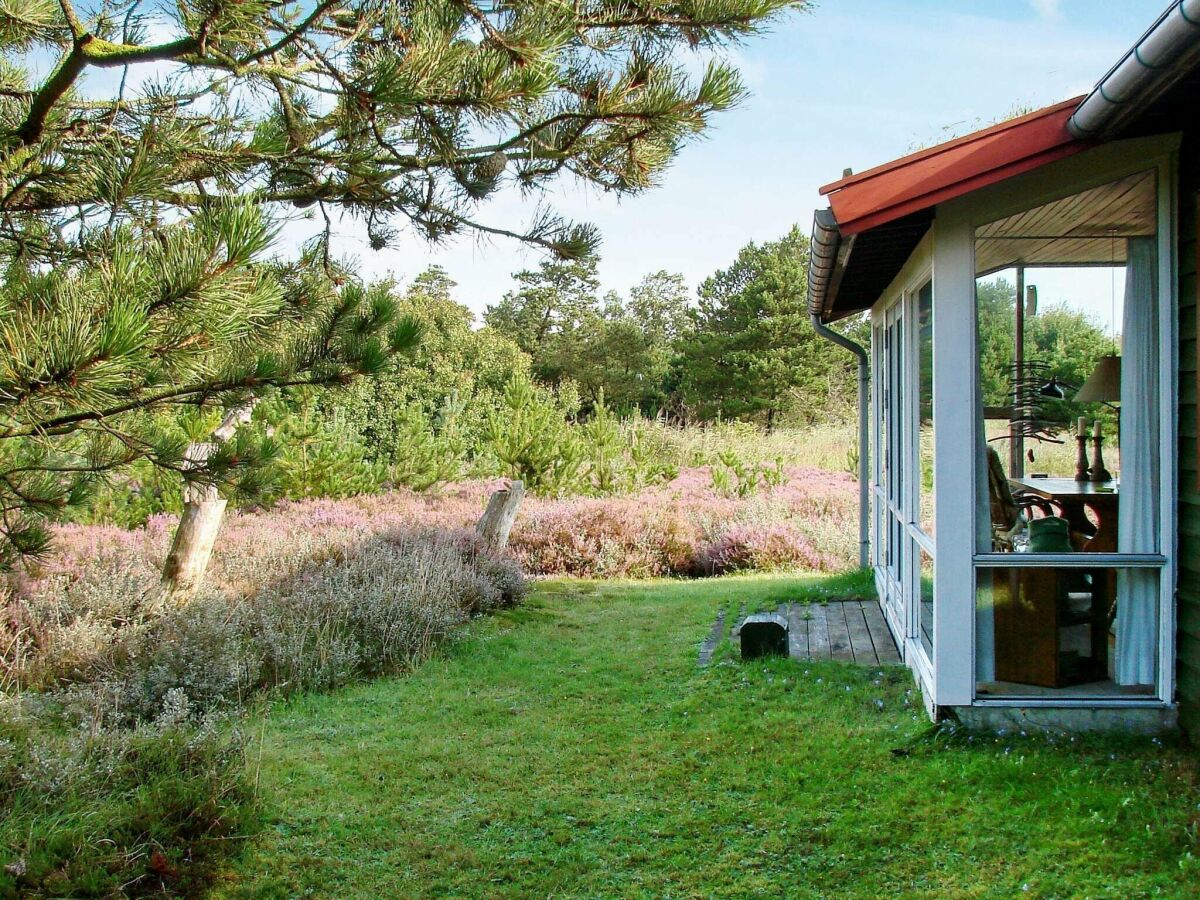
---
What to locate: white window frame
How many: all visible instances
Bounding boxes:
[932,134,1180,710]
[870,233,935,693]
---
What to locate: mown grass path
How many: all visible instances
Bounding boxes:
[215,575,1198,898]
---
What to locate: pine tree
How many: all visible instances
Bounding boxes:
[0,0,801,563]
[675,226,861,427]
[3,0,800,255]
[484,257,603,385]
[0,202,420,564]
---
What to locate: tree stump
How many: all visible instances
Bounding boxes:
[476,480,525,551]
[156,402,256,606]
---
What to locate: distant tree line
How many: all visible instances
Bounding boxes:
[481,225,867,427]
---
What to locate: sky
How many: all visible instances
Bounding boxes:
[316,0,1165,319]
[44,0,1170,320]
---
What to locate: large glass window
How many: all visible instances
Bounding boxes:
[917,281,934,537]
[976,566,1157,697]
[915,280,934,657]
[972,169,1164,698]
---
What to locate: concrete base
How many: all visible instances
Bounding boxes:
[945,704,1178,735]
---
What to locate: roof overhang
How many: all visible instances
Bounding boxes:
[807,98,1087,322]
[807,208,933,322]
[821,97,1087,237]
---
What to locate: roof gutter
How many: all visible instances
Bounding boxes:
[1068,0,1200,140]
[807,208,842,320]
[807,210,868,569]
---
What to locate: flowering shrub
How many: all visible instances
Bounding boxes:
[2,525,525,895]
[30,466,854,600]
[508,466,856,577]
[10,529,525,708]
[0,693,254,896]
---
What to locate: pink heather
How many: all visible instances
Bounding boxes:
[39,467,858,585]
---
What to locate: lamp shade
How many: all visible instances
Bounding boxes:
[1038,377,1067,400]
[1074,354,1121,403]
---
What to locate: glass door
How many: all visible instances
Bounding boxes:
[881,301,907,629]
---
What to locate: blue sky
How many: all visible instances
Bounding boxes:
[47,1,1170,316]
[323,0,1165,316]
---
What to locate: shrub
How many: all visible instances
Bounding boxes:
[0,696,254,897]
[2,525,526,895]
[484,375,586,495]
[505,465,855,578]
[9,530,526,718]
[389,397,470,491]
[256,395,392,501]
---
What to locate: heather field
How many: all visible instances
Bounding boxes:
[1,452,863,894]
[38,463,858,589]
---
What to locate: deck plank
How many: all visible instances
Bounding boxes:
[786,603,809,660]
[861,600,903,665]
[701,599,903,667]
[827,603,855,662]
[844,601,879,666]
[806,604,831,659]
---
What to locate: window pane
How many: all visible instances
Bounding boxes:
[976,566,1158,698]
[972,170,1159,555]
[919,545,934,657]
[917,280,934,537]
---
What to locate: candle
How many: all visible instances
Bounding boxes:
[1077,416,1086,437]
[1093,420,1102,438]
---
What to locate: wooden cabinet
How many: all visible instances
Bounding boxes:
[992,568,1109,688]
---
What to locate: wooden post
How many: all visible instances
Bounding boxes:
[156,402,256,606]
[475,480,525,551]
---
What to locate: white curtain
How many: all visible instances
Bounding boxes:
[1115,237,1159,686]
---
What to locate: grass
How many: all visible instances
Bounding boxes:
[213,575,1198,898]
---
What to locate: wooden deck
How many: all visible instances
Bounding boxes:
[699,600,902,667]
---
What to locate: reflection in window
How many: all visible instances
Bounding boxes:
[917,281,934,538]
[972,169,1162,698]
[973,169,1160,557]
[919,546,934,657]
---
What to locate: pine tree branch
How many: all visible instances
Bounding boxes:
[240,0,342,66]
[3,376,307,439]
[16,33,200,145]
[55,0,83,39]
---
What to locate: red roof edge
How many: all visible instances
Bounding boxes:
[819,96,1085,195]
[818,96,1090,236]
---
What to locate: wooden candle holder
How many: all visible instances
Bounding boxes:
[1089,435,1112,483]
[1074,434,1090,481]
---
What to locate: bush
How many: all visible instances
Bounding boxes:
[9,530,526,718]
[506,466,855,578]
[0,697,254,897]
[256,395,392,501]
[2,525,526,895]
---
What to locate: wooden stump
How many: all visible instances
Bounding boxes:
[156,402,256,607]
[476,480,525,551]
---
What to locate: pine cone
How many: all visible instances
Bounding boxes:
[472,152,508,183]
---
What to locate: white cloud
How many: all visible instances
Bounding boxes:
[1029,0,1064,21]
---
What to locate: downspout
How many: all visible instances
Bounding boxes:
[811,313,869,570]
[1068,0,1200,139]
[808,209,869,569]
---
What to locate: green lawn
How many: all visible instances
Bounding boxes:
[215,575,1199,898]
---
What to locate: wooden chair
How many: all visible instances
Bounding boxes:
[985,446,1059,550]
[985,449,1107,687]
